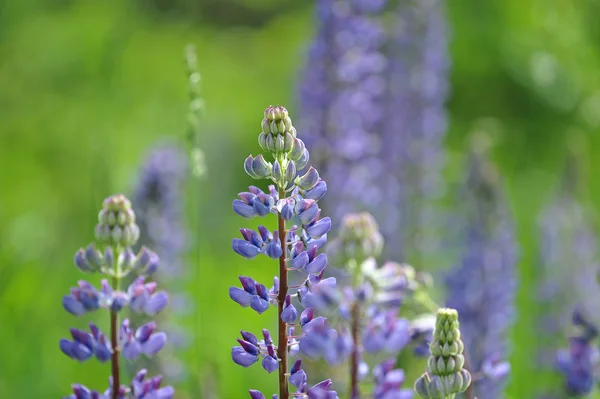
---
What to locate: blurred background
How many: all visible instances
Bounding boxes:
[1,0,600,397]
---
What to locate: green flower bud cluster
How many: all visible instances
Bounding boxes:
[245,105,311,189]
[259,105,297,155]
[334,212,384,264]
[95,194,140,248]
[414,308,471,399]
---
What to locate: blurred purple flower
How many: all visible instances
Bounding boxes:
[297,0,450,265]
[444,136,518,399]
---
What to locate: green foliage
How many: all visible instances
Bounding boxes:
[1,0,600,398]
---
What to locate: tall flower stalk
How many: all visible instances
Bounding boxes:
[230,105,338,398]
[60,194,173,398]
[444,134,517,399]
[538,137,600,396]
[304,212,437,398]
[297,0,450,265]
[130,143,190,382]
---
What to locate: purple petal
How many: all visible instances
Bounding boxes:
[306,253,327,275]
[281,303,298,324]
[229,287,252,307]
[249,390,266,399]
[262,355,279,373]
[62,295,86,316]
[233,199,257,219]
[306,217,331,239]
[232,346,258,367]
[60,339,92,361]
[303,180,327,201]
[141,332,167,356]
[232,239,261,259]
[290,369,307,388]
[290,251,309,270]
[239,276,257,294]
[265,241,283,259]
[143,292,168,316]
[240,331,259,346]
[122,341,141,360]
[250,295,270,314]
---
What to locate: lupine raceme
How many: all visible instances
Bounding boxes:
[444,133,517,399]
[60,194,173,398]
[304,212,437,398]
[230,105,338,399]
[130,143,190,382]
[414,308,472,399]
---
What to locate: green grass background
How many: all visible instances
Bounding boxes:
[1,0,600,397]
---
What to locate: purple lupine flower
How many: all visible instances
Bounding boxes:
[372,360,413,399]
[60,195,173,398]
[555,308,599,396]
[444,136,518,399]
[297,0,450,266]
[249,363,339,399]
[64,370,174,399]
[303,212,432,398]
[229,276,271,314]
[130,142,191,382]
[536,143,600,397]
[230,106,338,398]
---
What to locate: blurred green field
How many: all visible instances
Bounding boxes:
[1,0,600,397]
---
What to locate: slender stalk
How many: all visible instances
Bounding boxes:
[350,302,360,399]
[110,273,121,399]
[276,187,289,399]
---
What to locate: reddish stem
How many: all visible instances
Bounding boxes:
[350,302,360,399]
[110,295,121,398]
[277,187,289,399]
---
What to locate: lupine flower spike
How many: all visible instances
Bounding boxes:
[130,144,190,381]
[444,133,517,399]
[297,0,450,266]
[230,106,338,399]
[309,212,434,398]
[541,136,600,396]
[414,308,472,399]
[61,195,173,399]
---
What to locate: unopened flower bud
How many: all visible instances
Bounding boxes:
[94,194,140,247]
[290,138,305,161]
[251,155,272,179]
[273,160,282,182]
[284,132,294,152]
[295,149,310,170]
[415,308,471,397]
[274,135,285,152]
[285,161,297,184]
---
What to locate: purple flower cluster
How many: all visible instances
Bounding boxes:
[556,308,599,396]
[444,136,518,399]
[60,194,173,399]
[65,370,173,399]
[297,0,450,265]
[229,106,338,399]
[537,146,600,396]
[131,143,191,381]
[306,213,432,398]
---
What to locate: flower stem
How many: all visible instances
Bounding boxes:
[277,187,289,399]
[350,301,360,399]
[110,248,121,399]
[110,273,121,399]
